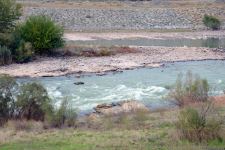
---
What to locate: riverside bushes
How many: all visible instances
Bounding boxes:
[19,15,64,54]
[16,83,53,121]
[0,0,64,65]
[0,75,18,125]
[170,72,224,143]
[0,0,21,33]
[47,99,77,128]
[0,45,12,65]
[0,75,77,127]
[177,103,223,143]
[203,15,221,30]
[169,71,209,107]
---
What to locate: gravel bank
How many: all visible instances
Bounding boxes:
[22,6,225,31]
[0,47,224,77]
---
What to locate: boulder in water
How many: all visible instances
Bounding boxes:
[74,82,85,85]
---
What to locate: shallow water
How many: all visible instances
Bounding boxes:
[67,37,225,48]
[18,60,225,112]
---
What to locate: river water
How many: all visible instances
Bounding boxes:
[18,60,225,112]
[67,37,225,48]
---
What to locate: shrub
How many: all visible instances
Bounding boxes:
[0,75,18,125]
[169,71,209,107]
[176,103,223,143]
[14,40,34,63]
[6,120,43,131]
[19,15,64,54]
[203,15,221,30]
[0,0,21,33]
[0,45,12,65]
[0,33,12,47]
[97,48,112,56]
[16,82,53,121]
[47,99,77,128]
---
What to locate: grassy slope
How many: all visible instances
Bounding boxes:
[0,108,225,150]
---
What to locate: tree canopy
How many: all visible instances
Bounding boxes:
[0,0,22,33]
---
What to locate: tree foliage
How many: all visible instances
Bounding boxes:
[0,74,18,125]
[16,82,53,121]
[19,15,64,54]
[203,15,221,30]
[169,71,209,107]
[0,0,22,33]
[177,103,223,143]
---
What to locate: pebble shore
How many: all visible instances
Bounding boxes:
[22,5,225,31]
[0,46,224,77]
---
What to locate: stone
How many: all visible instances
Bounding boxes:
[74,82,85,85]
[93,100,149,116]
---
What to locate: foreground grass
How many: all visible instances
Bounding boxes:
[0,109,225,150]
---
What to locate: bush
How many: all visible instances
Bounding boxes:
[0,33,12,47]
[97,48,113,56]
[47,99,77,128]
[16,82,53,121]
[0,0,21,33]
[169,71,209,107]
[203,15,221,30]
[177,103,223,143]
[19,15,64,54]
[0,45,12,65]
[6,120,44,131]
[14,40,34,63]
[0,75,18,125]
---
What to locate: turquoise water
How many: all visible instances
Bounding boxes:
[19,60,225,112]
[67,37,225,48]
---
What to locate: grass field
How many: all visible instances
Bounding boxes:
[1,107,225,150]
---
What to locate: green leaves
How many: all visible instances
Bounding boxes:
[0,45,12,65]
[203,15,221,30]
[0,0,21,33]
[19,15,64,54]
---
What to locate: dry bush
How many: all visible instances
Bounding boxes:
[46,99,77,128]
[83,110,150,130]
[115,46,139,54]
[169,71,209,107]
[5,120,43,131]
[60,45,137,57]
[176,102,224,143]
[133,109,149,122]
[96,48,113,56]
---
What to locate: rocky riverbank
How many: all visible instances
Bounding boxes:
[0,46,224,77]
[21,1,225,31]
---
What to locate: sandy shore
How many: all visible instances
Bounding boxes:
[0,46,224,77]
[64,31,225,41]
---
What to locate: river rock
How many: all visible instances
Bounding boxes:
[74,82,85,85]
[93,100,149,116]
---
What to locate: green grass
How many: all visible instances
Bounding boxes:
[0,109,225,150]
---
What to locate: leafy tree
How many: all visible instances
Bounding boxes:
[0,75,18,125]
[0,0,21,33]
[16,82,53,121]
[19,15,64,54]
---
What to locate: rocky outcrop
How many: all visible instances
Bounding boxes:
[92,100,149,116]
